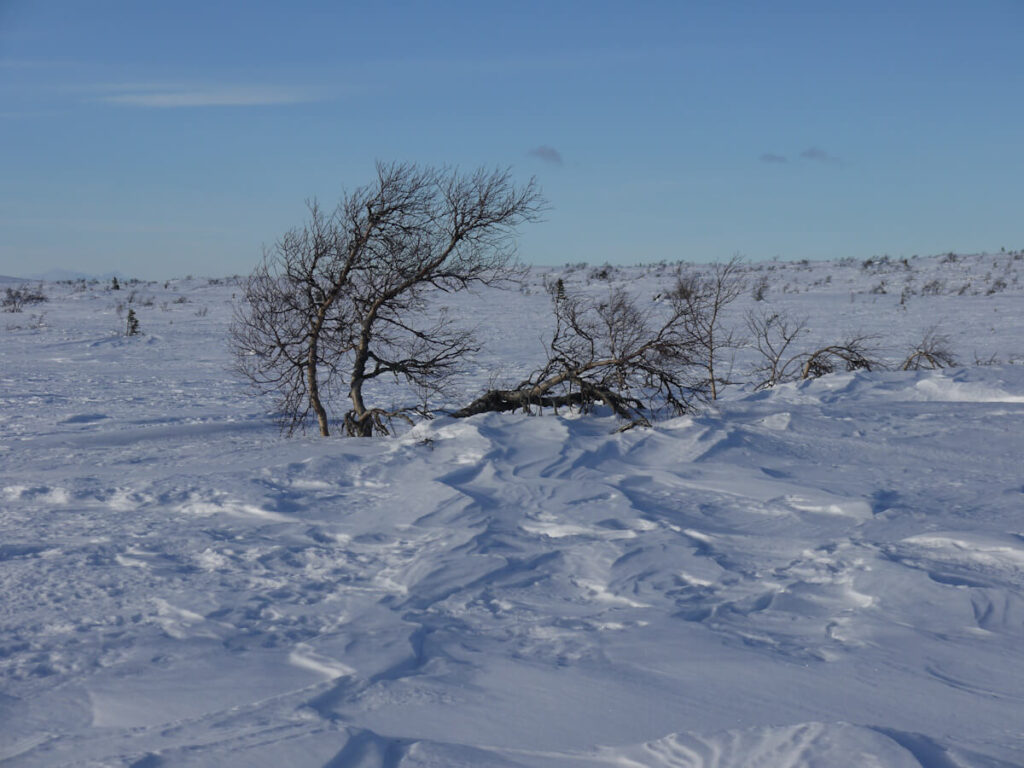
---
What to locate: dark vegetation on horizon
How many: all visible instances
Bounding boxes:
[7,164,1020,436]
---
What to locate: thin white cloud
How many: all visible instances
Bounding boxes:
[94,84,326,108]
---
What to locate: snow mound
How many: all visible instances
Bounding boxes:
[591,722,970,768]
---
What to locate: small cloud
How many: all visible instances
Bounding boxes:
[93,83,325,108]
[800,146,841,164]
[760,153,788,164]
[528,145,563,166]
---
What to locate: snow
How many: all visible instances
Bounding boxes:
[2,254,1024,766]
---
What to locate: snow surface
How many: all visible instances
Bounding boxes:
[2,254,1024,766]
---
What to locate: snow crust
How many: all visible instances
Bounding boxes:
[2,254,1024,766]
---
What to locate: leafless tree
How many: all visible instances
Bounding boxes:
[746,309,809,390]
[454,282,708,426]
[231,200,357,436]
[900,328,957,370]
[231,162,544,437]
[675,256,746,399]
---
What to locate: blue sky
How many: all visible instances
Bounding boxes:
[1,1,1022,279]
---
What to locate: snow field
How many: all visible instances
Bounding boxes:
[1,254,1024,766]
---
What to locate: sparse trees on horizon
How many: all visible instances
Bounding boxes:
[229,183,1008,437]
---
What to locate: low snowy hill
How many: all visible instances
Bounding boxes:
[2,254,1023,766]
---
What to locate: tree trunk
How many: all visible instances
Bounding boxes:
[306,352,330,437]
[453,379,638,420]
[347,328,373,436]
[347,375,373,436]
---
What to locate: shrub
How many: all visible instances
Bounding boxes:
[2,284,47,313]
[751,275,769,301]
[986,278,1008,295]
[901,329,956,370]
[125,308,140,336]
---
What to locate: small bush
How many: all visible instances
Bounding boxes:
[801,337,880,379]
[901,330,956,370]
[986,278,1008,295]
[2,284,47,313]
[751,275,769,301]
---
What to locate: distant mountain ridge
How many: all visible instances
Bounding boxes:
[1,269,127,282]
[25,269,128,282]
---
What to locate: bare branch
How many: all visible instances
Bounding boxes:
[800,336,883,379]
[746,309,809,390]
[673,255,746,399]
[901,328,957,370]
[454,284,709,424]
